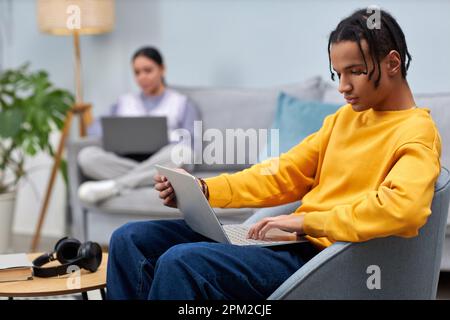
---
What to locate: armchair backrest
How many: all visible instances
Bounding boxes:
[268,167,450,299]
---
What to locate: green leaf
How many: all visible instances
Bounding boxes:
[0,109,23,138]
[0,62,75,189]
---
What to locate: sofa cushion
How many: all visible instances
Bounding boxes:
[261,92,340,160]
[174,76,326,171]
[83,184,255,245]
[85,188,180,216]
[85,185,252,215]
[83,170,254,219]
[86,206,254,245]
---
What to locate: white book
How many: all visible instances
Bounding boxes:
[0,253,33,270]
[0,253,33,282]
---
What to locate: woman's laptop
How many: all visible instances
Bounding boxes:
[101,116,168,155]
[155,165,307,247]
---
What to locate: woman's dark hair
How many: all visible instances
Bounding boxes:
[132,46,164,66]
[328,8,412,87]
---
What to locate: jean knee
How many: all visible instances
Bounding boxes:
[109,222,139,251]
[157,242,212,271]
[157,243,193,267]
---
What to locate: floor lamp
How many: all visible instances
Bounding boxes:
[31,0,115,251]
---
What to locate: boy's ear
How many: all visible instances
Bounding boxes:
[386,50,402,76]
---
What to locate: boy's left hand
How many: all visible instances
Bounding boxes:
[247,214,305,240]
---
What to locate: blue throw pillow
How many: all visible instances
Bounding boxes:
[260,92,341,161]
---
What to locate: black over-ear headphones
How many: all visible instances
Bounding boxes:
[32,237,103,278]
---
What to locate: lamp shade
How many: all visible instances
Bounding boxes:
[37,0,115,35]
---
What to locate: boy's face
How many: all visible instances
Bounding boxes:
[330,39,391,112]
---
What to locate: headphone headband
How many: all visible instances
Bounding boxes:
[32,237,102,278]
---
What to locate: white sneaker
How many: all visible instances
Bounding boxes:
[78,180,120,204]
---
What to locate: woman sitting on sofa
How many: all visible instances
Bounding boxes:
[77,46,200,204]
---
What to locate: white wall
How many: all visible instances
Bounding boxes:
[2,0,450,237]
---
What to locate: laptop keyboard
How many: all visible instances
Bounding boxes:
[223,224,289,245]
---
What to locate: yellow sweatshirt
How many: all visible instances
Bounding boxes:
[204,104,442,250]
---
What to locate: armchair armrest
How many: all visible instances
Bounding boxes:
[67,137,102,240]
[269,167,450,300]
[67,136,102,190]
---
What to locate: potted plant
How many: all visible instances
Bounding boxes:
[0,63,74,253]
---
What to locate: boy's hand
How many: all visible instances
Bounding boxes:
[247,214,305,241]
[153,168,189,208]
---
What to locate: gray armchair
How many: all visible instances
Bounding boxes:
[244,167,450,300]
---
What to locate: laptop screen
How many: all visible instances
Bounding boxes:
[101,116,168,155]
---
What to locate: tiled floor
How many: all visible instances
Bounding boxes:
[5,233,450,300]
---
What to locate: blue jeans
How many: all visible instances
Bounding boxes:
[106,219,319,300]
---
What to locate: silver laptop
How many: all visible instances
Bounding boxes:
[155,165,307,247]
[101,116,168,155]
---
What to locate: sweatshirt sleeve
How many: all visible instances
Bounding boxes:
[204,121,326,208]
[302,141,441,242]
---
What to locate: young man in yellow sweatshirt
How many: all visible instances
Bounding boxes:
[106,8,441,300]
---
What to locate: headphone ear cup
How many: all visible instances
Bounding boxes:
[54,236,69,252]
[56,238,82,264]
[78,241,103,272]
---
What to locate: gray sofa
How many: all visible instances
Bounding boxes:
[67,76,450,270]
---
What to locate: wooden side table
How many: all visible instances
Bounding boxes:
[0,253,108,300]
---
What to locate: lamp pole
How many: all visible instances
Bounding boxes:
[32,0,114,251]
[31,30,91,252]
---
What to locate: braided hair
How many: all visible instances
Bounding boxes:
[328,8,412,88]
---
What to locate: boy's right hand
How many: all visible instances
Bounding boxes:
[153,168,188,208]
